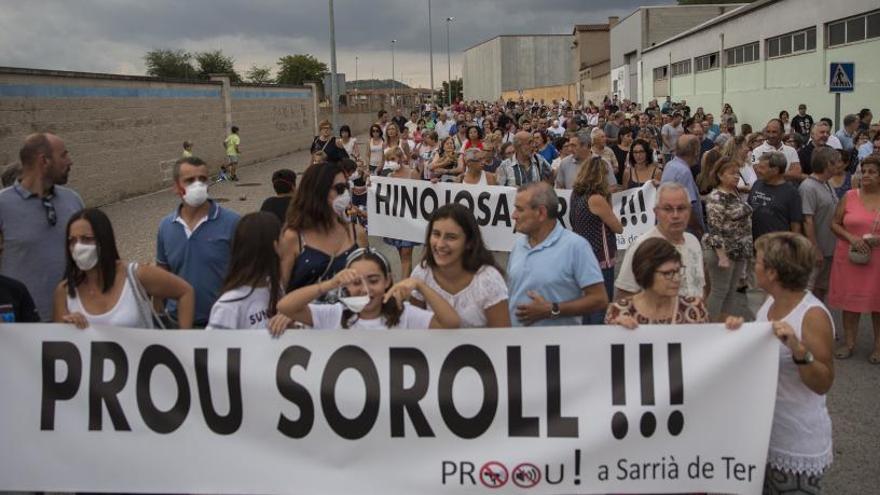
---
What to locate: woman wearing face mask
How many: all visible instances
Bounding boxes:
[410,204,509,328]
[279,162,368,297]
[53,209,194,329]
[276,248,461,331]
[207,212,291,332]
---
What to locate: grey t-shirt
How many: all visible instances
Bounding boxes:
[799,177,839,256]
[661,123,684,154]
[0,183,84,321]
[555,156,581,189]
[604,122,620,142]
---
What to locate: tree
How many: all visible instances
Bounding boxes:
[440,78,463,103]
[246,65,274,84]
[144,49,196,79]
[194,50,240,82]
[276,54,328,85]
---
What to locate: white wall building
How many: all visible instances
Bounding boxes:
[640,0,879,131]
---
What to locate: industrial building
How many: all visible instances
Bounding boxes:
[640,0,878,129]
[572,19,616,105]
[462,35,574,102]
[609,3,745,104]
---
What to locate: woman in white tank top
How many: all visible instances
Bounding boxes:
[367,124,384,173]
[53,209,195,329]
[753,232,835,493]
[459,147,497,186]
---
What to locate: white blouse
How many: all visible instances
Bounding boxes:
[756,292,834,476]
[410,264,508,328]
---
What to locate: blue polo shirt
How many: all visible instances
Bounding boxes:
[0,182,83,321]
[507,222,603,326]
[156,201,239,326]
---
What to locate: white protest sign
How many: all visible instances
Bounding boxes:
[0,323,778,494]
[367,177,655,252]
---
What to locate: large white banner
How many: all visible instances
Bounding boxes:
[368,177,655,252]
[0,323,778,494]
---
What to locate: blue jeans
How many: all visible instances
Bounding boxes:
[584,267,615,325]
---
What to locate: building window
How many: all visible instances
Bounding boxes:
[827,10,880,47]
[767,27,816,58]
[724,41,759,67]
[653,66,668,81]
[694,52,719,72]
[670,59,691,77]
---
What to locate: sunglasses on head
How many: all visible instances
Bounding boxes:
[332,182,349,195]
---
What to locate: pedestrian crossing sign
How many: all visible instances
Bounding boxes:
[829,63,854,93]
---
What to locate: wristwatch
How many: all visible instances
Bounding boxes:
[550,302,561,320]
[792,349,814,366]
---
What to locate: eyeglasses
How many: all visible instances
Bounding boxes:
[332,183,349,195]
[42,196,57,226]
[656,266,685,280]
[657,205,689,215]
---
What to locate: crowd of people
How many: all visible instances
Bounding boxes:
[0,94,878,494]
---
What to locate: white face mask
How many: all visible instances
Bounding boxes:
[332,190,351,218]
[183,181,208,207]
[71,242,99,271]
[339,295,370,313]
[384,161,400,173]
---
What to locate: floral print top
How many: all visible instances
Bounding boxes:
[703,188,753,260]
[605,296,709,325]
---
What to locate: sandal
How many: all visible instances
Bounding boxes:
[869,353,880,365]
[834,346,854,359]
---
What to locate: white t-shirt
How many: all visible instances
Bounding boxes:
[410,264,508,328]
[615,227,705,298]
[752,142,800,171]
[308,302,434,330]
[206,286,272,330]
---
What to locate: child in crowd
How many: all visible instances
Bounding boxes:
[275,248,460,331]
[222,126,240,181]
[182,140,193,158]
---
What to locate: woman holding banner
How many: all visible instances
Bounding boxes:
[571,156,623,324]
[460,148,497,186]
[53,208,194,329]
[605,238,710,327]
[753,232,834,494]
[410,204,510,328]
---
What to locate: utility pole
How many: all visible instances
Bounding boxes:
[391,39,397,108]
[446,16,454,107]
[328,0,339,132]
[354,56,359,105]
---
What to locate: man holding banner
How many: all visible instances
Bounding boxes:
[507,182,608,326]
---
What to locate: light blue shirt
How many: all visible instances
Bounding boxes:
[661,156,705,234]
[858,142,874,161]
[507,222,603,326]
[835,129,854,151]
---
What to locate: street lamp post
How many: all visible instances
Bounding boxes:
[446,16,454,107]
[354,56,359,106]
[428,0,434,104]
[328,0,339,133]
[391,39,397,108]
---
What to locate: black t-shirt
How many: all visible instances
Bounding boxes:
[798,143,816,176]
[748,180,804,239]
[310,136,349,163]
[391,116,408,132]
[610,145,628,183]
[260,196,292,224]
[0,274,40,322]
[791,114,814,137]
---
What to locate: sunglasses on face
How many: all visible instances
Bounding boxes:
[332,183,349,195]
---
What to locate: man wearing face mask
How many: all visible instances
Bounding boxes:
[156,157,239,328]
[0,133,83,321]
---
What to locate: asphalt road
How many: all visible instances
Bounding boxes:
[100,138,879,494]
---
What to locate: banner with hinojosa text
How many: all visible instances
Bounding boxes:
[0,323,778,494]
[368,177,656,251]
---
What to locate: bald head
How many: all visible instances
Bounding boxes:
[19,133,55,168]
[675,134,700,162]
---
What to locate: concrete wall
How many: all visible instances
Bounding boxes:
[0,67,377,206]
[641,0,879,131]
[463,38,502,101]
[501,83,577,103]
[500,36,573,93]
[611,11,644,70]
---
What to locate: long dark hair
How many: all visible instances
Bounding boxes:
[219,212,282,317]
[420,204,502,275]
[341,249,401,328]
[285,162,344,232]
[629,138,655,166]
[64,208,120,298]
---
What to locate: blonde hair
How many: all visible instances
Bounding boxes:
[383,147,402,161]
[318,119,331,130]
[754,232,814,291]
[572,156,610,198]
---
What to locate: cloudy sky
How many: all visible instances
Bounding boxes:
[0,0,670,88]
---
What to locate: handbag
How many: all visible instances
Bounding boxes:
[848,197,880,265]
[125,262,167,329]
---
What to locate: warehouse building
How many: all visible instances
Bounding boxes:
[610,3,745,103]
[462,35,574,102]
[640,0,878,130]
[572,19,617,105]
